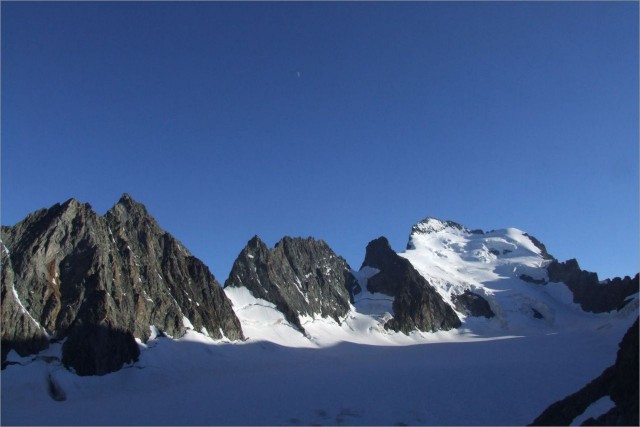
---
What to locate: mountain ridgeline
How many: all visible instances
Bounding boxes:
[223,235,357,334]
[1,195,243,375]
[1,196,638,380]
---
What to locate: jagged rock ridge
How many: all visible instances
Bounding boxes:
[360,236,462,334]
[1,194,243,375]
[224,236,356,334]
[547,259,639,313]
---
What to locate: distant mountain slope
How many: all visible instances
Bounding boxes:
[1,194,243,375]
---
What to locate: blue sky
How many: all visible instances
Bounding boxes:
[2,2,638,281]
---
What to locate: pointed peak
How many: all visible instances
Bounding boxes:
[245,235,269,253]
[62,197,81,207]
[113,193,148,213]
[367,236,391,249]
[361,236,397,270]
[60,197,94,214]
[105,193,153,225]
[247,235,264,246]
[117,193,142,207]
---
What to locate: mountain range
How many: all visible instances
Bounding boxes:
[1,194,637,426]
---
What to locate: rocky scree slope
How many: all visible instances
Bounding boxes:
[224,236,357,334]
[1,194,243,375]
[359,236,462,334]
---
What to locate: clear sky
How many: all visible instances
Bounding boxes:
[2,2,638,281]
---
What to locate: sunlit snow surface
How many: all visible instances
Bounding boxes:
[2,222,638,425]
[398,219,636,334]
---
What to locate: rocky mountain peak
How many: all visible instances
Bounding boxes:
[107,193,154,224]
[61,197,81,209]
[246,234,267,250]
[361,236,394,270]
[1,195,244,375]
[225,236,355,334]
[117,192,144,210]
[360,236,461,334]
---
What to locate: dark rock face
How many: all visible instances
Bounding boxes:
[547,259,639,313]
[452,291,495,318]
[224,236,356,334]
[62,322,140,376]
[361,237,461,334]
[1,194,243,375]
[1,242,50,362]
[520,274,547,285]
[531,318,639,426]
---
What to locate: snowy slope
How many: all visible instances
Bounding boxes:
[225,268,511,348]
[2,313,634,426]
[1,217,638,426]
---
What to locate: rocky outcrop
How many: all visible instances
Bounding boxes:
[531,318,639,426]
[547,259,639,313]
[224,236,356,334]
[361,237,461,334]
[452,290,495,318]
[1,194,243,375]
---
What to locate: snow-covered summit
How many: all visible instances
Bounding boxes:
[401,217,637,334]
[407,218,547,263]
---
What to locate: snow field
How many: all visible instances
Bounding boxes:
[1,316,633,426]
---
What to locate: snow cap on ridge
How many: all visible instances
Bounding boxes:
[409,217,478,237]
